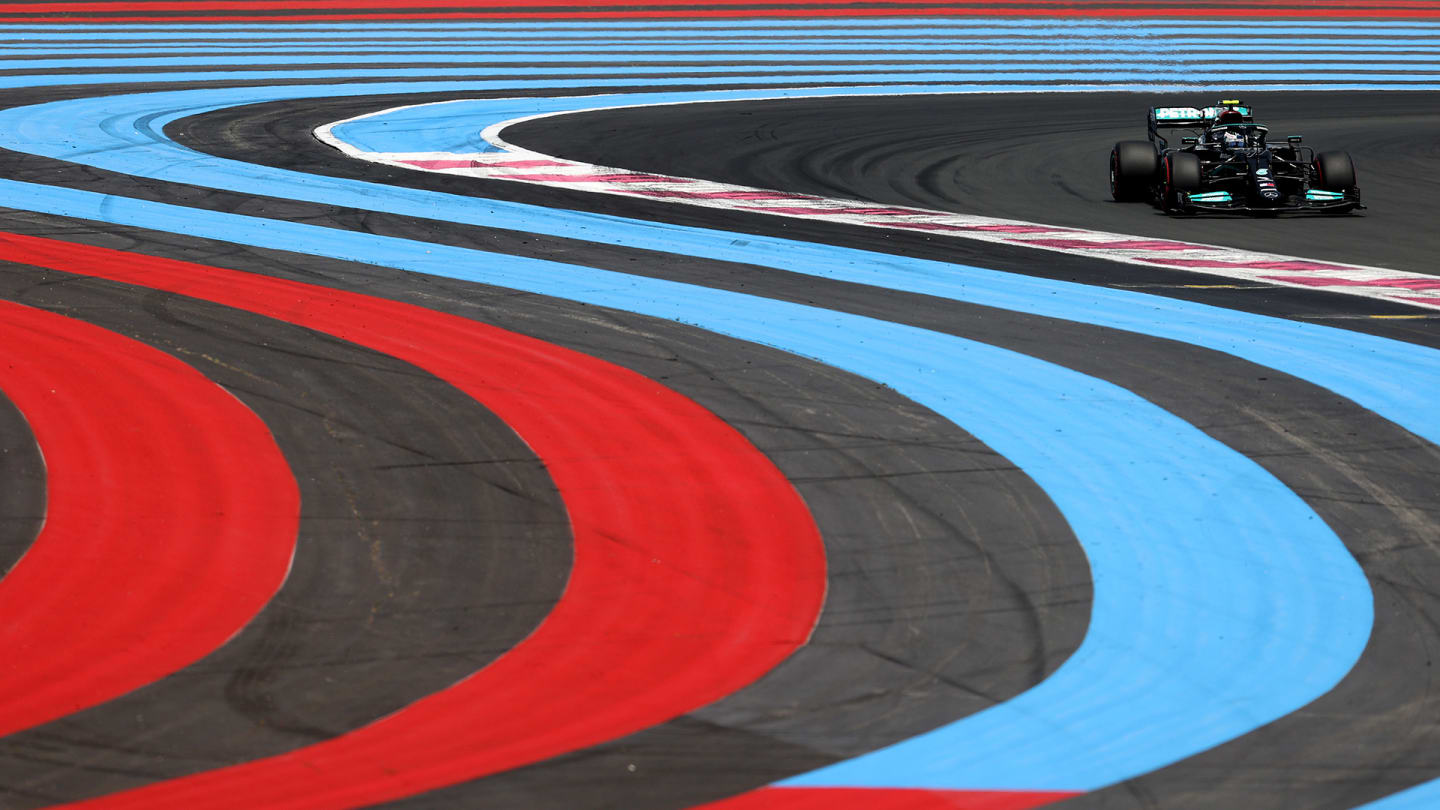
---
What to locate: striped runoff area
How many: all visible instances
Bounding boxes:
[0,1,1435,23]
[0,10,1436,810]
[0,19,1436,90]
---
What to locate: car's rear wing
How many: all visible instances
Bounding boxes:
[1147,100,1252,145]
[1148,106,1204,146]
[1150,106,1206,128]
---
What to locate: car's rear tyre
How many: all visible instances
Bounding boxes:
[1315,150,1357,191]
[1162,151,1202,209]
[1110,140,1157,201]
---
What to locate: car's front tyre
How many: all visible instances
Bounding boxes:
[1162,151,1203,210]
[1110,140,1158,201]
[1314,150,1357,191]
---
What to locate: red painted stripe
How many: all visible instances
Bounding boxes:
[4,7,1439,19]
[883,221,981,231]
[1261,274,1440,291]
[0,232,826,809]
[498,172,691,183]
[970,224,1075,233]
[753,205,924,216]
[398,158,476,169]
[881,222,1068,234]
[696,786,1080,809]
[0,300,298,737]
[7,0,1438,10]
[632,189,812,201]
[1142,257,1354,272]
[483,159,573,168]
[1021,238,1202,251]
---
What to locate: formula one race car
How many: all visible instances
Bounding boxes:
[1109,99,1363,215]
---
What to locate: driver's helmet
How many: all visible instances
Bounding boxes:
[1221,128,1247,148]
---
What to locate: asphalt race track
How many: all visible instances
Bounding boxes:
[1,8,1440,810]
[506,90,1440,274]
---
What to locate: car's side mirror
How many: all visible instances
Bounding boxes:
[1287,135,1303,144]
[1181,137,1199,145]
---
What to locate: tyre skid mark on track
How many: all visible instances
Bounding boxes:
[0,230,827,809]
[322,93,1440,312]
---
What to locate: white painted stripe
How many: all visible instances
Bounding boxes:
[317,95,1440,312]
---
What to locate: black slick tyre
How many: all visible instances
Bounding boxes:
[1110,141,1157,201]
[1163,152,1202,210]
[1315,150,1357,191]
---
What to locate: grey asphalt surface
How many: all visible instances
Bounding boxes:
[1,82,1439,810]
[0,391,41,579]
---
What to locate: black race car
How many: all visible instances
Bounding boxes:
[1109,99,1362,215]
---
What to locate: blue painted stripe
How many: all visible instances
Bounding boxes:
[0,69,1432,90]
[0,19,1436,32]
[0,20,1426,88]
[8,41,1440,55]
[7,53,1440,69]
[0,172,1373,792]
[21,59,1437,71]
[1,36,1432,49]
[0,21,1436,41]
